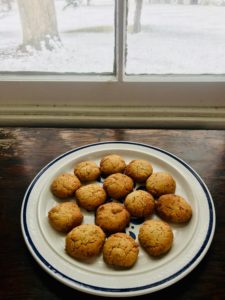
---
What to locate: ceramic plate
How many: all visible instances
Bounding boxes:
[21,142,215,297]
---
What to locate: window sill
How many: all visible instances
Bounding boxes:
[0,105,224,129]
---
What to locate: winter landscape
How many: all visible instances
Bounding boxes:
[0,0,225,74]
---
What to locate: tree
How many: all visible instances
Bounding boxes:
[17,0,61,51]
[133,0,143,34]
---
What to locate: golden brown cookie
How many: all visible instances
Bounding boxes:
[65,224,105,260]
[138,220,173,256]
[146,172,176,198]
[103,233,139,268]
[74,161,101,182]
[51,173,81,198]
[103,173,134,199]
[48,201,83,233]
[155,194,192,223]
[125,159,153,183]
[75,184,107,211]
[100,154,126,176]
[95,202,130,234]
[124,190,155,218]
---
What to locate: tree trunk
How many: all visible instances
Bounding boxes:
[133,0,143,34]
[17,0,61,51]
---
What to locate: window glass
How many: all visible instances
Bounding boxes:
[126,0,225,75]
[0,0,115,74]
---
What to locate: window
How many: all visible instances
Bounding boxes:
[0,0,115,73]
[0,0,225,110]
[126,0,225,75]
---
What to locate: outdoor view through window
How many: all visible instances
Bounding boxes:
[0,0,225,75]
[0,0,115,73]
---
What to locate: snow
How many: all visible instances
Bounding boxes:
[127,3,225,74]
[0,0,225,74]
[0,0,115,73]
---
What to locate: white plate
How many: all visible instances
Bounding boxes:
[21,142,215,297]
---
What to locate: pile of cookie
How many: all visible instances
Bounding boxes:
[48,154,192,269]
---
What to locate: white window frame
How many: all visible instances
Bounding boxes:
[0,0,225,127]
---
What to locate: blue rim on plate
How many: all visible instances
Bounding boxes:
[21,141,216,296]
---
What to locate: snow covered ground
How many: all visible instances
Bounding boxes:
[0,0,115,73]
[0,0,225,74]
[127,3,225,74]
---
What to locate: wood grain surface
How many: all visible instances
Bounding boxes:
[0,128,224,300]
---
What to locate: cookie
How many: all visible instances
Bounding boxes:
[146,172,176,198]
[95,202,130,234]
[103,233,139,268]
[65,224,105,260]
[100,154,126,176]
[124,190,155,218]
[138,220,173,256]
[125,159,153,183]
[75,184,107,211]
[74,161,100,182]
[51,173,81,198]
[103,173,134,199]
[155,194,192,223]
[48,201,83,233]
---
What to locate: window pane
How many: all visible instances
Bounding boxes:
[126,0,225,75]
[0,0,115,74]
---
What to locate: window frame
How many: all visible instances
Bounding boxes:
[0,0,225,108]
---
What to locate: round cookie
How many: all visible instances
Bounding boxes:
[48,201,83,233]
[146,172,176,198]
[74,161,100,182]
[155,194,192,223]
[103,173,134,199]
[138,220,173,256]
[95,202,130,234]
[75,184,107,211]
[103,233,139,268]
[125,159,153,183]
[100,154,126,176]
[124,190,155,218]
[51,173,81,198]
[65,224,105,260]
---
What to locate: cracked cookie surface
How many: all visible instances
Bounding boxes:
[103,173,134,199]
[74,161,101,182]
[51,173,81,198]
[95,202,130,234]
[65,224,105,259]
[138,220,173,256]
[124,190,155,218]
[155,194,192,223]
[125,159,153,183]
[146,172,176,198]
[75,183,107,211]
[103,233,139,268]
[100,154,126,175]
[48,201,83,233]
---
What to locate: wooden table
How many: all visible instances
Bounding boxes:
[0,128,224,300]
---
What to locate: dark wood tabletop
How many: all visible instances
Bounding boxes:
[0,127,224,300]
